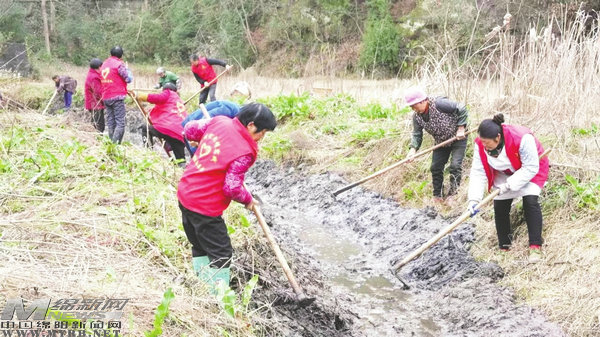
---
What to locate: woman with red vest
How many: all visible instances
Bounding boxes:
[190,54,228,104]
[467,114,549,262]
[133,83,188,165]
[100,46,133,144]
[84,58,104,132]
[177,103,277,293]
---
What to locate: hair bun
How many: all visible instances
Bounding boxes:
[492,113,505,125]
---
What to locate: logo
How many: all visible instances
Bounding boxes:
[101,68,110,79]
[192,133,221,171]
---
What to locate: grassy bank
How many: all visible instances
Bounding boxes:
[0,109,275,336]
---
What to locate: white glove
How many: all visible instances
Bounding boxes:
[497,183,510,194]
[406,148,417,162]
[467,200,480,217]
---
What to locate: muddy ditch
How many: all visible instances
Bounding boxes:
[244,160,565,337]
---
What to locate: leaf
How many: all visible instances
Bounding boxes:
[242,275,259,309]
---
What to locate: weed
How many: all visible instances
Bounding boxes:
[218,275,259,318]
[565,174,600,211]
[145,288,175,337]
[258,93,311,122]
[351,128,386,145]
[571,123,598,136]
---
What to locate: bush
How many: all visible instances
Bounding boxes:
[358,0,400,76]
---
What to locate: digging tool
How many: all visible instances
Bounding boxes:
[199,103,211,119]
[391,148,552,277]
[41,90,58,115]
[332,129,477,197]
[183,65,232,105]
[251,203,315,307]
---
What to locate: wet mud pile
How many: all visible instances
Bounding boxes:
[246,160,564,336]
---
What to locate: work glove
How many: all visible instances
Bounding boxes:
[406,148,417,163]
[467,200,480,217]
[496,183,510,195]
[456,127,466,140]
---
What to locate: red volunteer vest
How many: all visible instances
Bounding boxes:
[147,90,187,142]
[84,68,104,110]
[191,57,217,85]
[475,124,549,192]
[100,56,128,100]
[177,116,258,216]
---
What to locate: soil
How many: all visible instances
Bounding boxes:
[245,160,565,337]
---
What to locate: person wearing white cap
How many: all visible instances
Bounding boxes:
[404,87,469,203]
[155,67,181,90]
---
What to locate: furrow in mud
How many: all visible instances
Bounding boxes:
[247,160,564,337]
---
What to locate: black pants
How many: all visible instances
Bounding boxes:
[430,138,467,197]
[179,203,232,268]
[104,99,126,143]
[90,109,105,133]
[198,83,217,104]
[140,125,186,161]
[493,195,544,249]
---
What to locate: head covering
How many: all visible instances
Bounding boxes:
[156,67,165,75]
[404,87,427,106]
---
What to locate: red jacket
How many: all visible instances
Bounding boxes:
[147,90,187,142]
[191,57,217,85]
[177,116,258,216]
[84,68,104,110]
[475,124,549,192]
[100,56,128,100]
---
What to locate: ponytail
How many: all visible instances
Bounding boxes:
[478,113,504,139]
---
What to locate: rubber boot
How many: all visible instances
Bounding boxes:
[192,256,210,276]
[204,267,230,295]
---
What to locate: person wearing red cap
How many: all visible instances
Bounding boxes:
[466,113,549,262]
[404,87,469,203]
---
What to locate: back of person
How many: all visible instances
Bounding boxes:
[148,90,187,142]
[100,56,127,100]
[85,68,103,110]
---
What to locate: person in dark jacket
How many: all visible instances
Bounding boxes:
[84,58,105,132]
[52,75,77,110]
[181,100,241,155]
[190,54,228,104]
[404,87,469,203]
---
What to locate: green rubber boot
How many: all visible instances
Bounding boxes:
[192,256,210,276]
[204,267,230,295]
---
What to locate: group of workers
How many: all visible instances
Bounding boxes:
[49,44,549,294]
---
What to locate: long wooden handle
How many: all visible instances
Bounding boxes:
[199,104,210,119]
[127,92,151,125]
[41,90,58,115]
[184,66,232,105]
[252,205,305,297]
[392,148,552,272]
[333,128,476,197]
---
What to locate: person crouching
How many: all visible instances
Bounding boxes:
[177,103,277,293]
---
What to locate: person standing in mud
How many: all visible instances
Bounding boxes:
[177,103,276,293]
[404,87,468,203]
[466,113,549,262]
[190,54,228,104]
[51,75,77,110]
[131,83,188,166]
[100,46,133,144]
[85,58,105,133]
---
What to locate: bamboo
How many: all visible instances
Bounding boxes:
[333,129,476,197]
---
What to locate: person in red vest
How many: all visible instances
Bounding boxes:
[100,46,133,144]
[133,83,188,166]
[466,113,549,263]
[190,54,228,104]
[177,103,277,293]
[85,58,104,133]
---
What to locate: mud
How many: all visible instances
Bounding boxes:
[246,160,565,336]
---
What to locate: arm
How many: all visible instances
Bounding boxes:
[410,114,424,150]
[183,119,210,142]
[467,147,488,203]
[146,90,170,105]
[223,155,253,205]
[206,58,227,67]
[117,64,132,83]
[505,134,540,191]
[435,98,468,126]
[91,78,103,101]
[192,72,205,85]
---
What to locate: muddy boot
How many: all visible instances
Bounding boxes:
[192,256,209,276]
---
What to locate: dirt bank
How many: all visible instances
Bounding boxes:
[246,160,565,336]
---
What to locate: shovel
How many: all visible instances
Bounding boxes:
[250,203,315,307]
[41,90,58,115]
[332,129,476,197]
[391,148,552,279]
